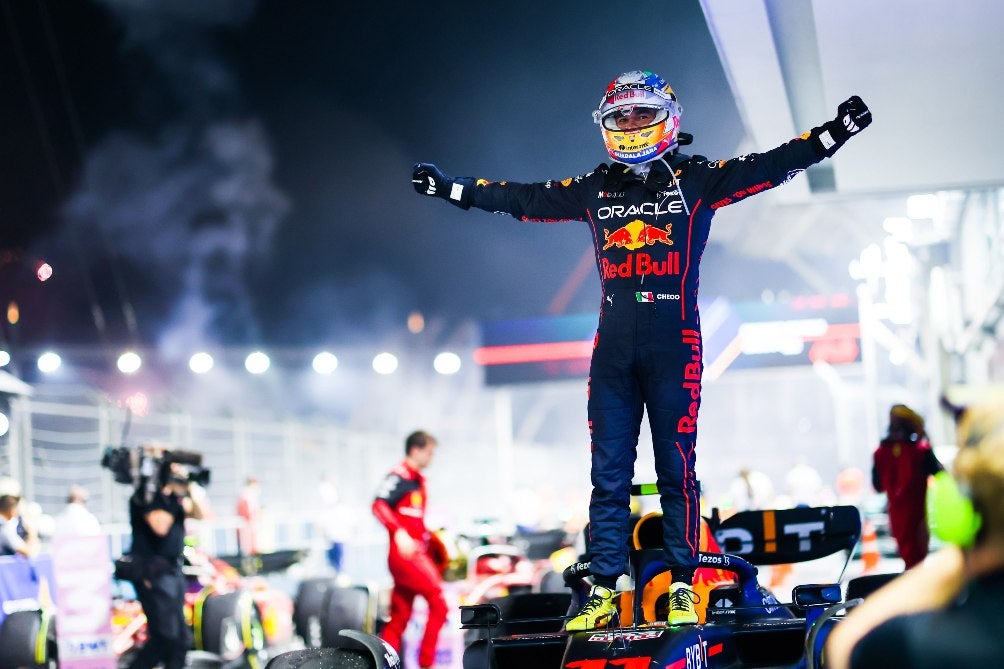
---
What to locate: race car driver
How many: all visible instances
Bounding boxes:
[412,70,871,629]
[372,431,447,669]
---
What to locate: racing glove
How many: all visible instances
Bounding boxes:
[809,95,872,158]
[412,162,474,209]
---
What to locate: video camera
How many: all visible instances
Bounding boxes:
[101,444,211,491]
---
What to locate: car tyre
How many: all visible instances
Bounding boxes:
[0,609,55,669]
[198,591,266,667]
[293,577,338,647]
[319,585,373,647]
[265,648,374,669]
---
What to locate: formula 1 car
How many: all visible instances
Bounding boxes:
[269,486,881,669]
[456,489,871,669]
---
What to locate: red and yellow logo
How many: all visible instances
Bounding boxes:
[602,220,673,251]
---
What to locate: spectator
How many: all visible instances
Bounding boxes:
[53,484,102,537]
[236,476,262,555]
[872,404,943,568]
[835,466,867,506]
[785,456,825,506]
[727,467,776,512]
[317,472,351,573]
[0,477,39,557]
[825,401,1004,668]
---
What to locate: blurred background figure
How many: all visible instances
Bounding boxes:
[727,466,776,512]
[872,404,943,568]
[317,472,352,574]
[53,484,101,537]
[784,456,825,507]
[836,466,867,506]
[236,476,262,555]
[0,477,40,557]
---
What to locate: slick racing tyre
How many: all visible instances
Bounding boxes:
[293,577,337,647]
[265,648,372,669]
[0,609,56,669]
[319,585,374,648]
[197,590,266,667]
[266,630,397,669]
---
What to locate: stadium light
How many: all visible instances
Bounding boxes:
[189,352,214,374]
[117,351,142,374]
[312,351,339,374]
[372,352,398,375]
[433,351,461,375]
[37,351,62,374]
[245,351,270,374]
[0,350,10,367]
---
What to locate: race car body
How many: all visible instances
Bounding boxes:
[460,501,865,669]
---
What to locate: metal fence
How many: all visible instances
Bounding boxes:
[1,395,415,581]
[0,387,598,583]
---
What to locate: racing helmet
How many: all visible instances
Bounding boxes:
[593,70,683,164]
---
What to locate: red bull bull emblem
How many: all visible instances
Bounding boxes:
[602,220,673,250]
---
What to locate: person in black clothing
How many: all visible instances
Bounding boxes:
[826,401,1004,668]
[412,69,871,630]
[127,451,206,669]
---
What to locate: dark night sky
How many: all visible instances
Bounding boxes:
[1,0,775,360]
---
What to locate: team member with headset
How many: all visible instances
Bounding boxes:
[825,401,1004,668]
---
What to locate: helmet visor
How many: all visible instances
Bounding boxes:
[601,106,670,131]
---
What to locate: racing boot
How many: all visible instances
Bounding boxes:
[667,582,699,626]
[565,585,617,631]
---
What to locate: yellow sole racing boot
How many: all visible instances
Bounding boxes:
[667,582,699,626]
[565,585,616,631]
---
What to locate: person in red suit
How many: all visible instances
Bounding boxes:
[872,404,943,568]
[372,431,447,669]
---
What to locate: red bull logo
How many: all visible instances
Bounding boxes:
[602,220,674,250]
[601,251,680,279]
[677,330,702,434]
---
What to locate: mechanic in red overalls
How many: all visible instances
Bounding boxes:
[412,70,872,629]
[372,431,447,669]
[872,404,943,568]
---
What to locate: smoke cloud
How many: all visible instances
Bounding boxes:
[60,0,287,361]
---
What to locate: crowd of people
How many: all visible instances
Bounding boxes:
[2,397,1001,667]
[0,477,104,557]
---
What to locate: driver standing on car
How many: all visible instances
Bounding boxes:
[412,70,871,630]
[127,446,205,669]
[372,431,447,669]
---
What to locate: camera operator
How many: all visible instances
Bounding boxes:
[127,448,205,669]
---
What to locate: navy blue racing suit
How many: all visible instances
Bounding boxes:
[455,133,831,584]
